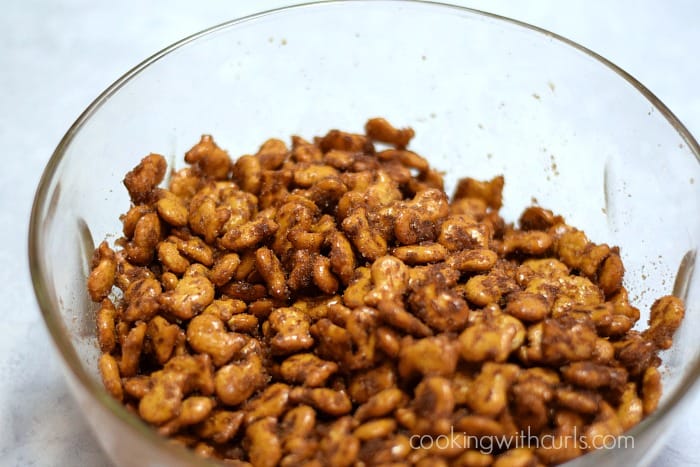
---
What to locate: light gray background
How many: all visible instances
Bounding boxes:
[1,1,698,466]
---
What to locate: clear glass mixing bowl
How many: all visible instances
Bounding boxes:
[29,1,700,466]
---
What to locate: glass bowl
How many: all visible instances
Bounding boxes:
[29,1,700,466]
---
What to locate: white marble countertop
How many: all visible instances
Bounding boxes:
[1,1,698,465]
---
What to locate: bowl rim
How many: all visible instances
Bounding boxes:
[28,0,700,465]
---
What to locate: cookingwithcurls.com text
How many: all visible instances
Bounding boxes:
[409,426,634,454]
